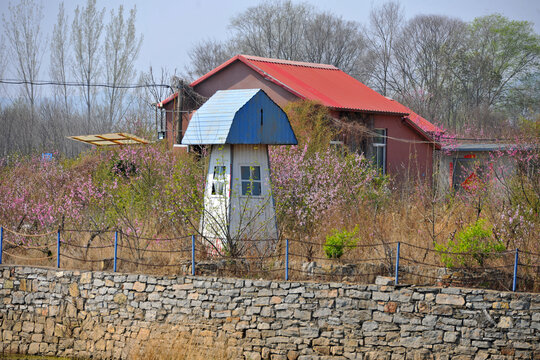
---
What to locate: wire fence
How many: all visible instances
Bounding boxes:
[0,226,538,293]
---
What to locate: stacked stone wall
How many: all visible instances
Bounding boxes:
[0,265,538,359]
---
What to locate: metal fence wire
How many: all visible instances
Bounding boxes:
[0,226,538,292]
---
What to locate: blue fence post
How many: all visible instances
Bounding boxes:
[191,235,195,276]
[285,239,289,281]
[0,227,3,265]
[394,242,400,285]
[113,231,118,272]
[56,230,61,268]
[512,248,519,292]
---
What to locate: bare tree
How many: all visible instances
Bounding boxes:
[0,36,7,105]
[231,0,311,60]
[140,66,174,106]
[103,5,143,130]
[188,0,368,78]
[0,101,31,155]
[71,0,105,132]
[365,1,404,96]
[392,15,465,126]
[303,13,368,75]
[0,36,6,82]
[50,2,70,114]
[128,66,175,138]
[187,39,238,79]
[2,0,45,147]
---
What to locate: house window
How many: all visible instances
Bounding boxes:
[240,166,261,196]
[373,129,387,174]
[211,166,226,196]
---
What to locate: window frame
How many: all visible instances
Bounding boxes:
[372,128,387,175]
[240,165,262,197]
[211,165,227,197]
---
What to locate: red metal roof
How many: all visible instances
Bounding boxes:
[161,55,441,144]
[191,55,408,115]
[157,92,178,108]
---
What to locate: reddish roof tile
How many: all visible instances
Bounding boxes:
[162,55,441,144]
[191,55,409,115]
[157,92,178,108]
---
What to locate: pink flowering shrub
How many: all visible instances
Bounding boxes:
[270,144,388,240]
[0,153,103,232]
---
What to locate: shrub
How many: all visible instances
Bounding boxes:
[270,144,385,240]
[323,226,359,259]
[435,219,506,267]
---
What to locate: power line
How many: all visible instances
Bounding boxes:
[0,78,173,91]
[0,79,518,144]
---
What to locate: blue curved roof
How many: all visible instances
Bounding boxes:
[181,89,297,145]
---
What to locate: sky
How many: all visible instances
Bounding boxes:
[1,0,539,80]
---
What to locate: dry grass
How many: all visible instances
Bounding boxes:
[2,178,538,292]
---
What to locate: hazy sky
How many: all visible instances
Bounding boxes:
[1,0,540,80]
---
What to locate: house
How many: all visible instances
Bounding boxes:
[159,55,441,182]
[181,89,297,251]
[438,143,518,191]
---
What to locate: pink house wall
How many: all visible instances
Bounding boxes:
[373,114,434,182]
[193,61,299,107]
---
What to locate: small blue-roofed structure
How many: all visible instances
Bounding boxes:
[182,88,297,145]
[182,89,297,254]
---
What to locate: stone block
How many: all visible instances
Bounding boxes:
[137,328,150,340]
[492,302,509,309]
[28,342,40,355]
[12,291,25,304]
[471,340,490,348]
[19,279,29,291]
[299,327,319,338]
[417,301,430,313]
[373,311,393,322]
[422,315,438,327]
[435,294,465,306]
[244,351,262,360]
[362,321,379,332]
[373,292,390,301]
[443,331,459,343]
[314,345,330,355]
[384,302,398,313]
[22,321,34,333]
[497,316,513,328]
[510,299,529,310]
[3,330,13,342]
[375,276,394,286]
[113,293,127,304]
[132,282,146,292]
[74,340,87,351]
[4,279,14,289]
[431,306,453,315]
[313,308,332,318]
[69,283,79,297]
[287,350,299,360]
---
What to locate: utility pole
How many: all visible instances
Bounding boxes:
[175,79,184,145]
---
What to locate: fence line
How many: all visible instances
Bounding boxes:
[0,226,537,292]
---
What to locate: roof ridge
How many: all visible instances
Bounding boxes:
[240,54,338,70]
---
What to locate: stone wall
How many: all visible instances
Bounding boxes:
[0,265,538,359]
